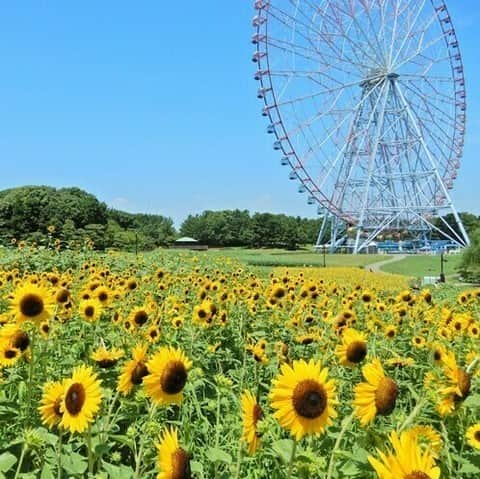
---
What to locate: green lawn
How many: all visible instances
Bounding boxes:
[380,254,463,278]
[202,248,389,269]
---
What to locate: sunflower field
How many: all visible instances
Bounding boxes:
[0,246,479,479]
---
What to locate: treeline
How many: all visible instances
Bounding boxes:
[1,185,479,253]
[0,186,175,250]
[180,210,322,249]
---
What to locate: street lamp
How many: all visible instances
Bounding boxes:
[439,251,447,283]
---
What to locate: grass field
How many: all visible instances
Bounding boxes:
[201,248,390,269]
[380,253,463,278]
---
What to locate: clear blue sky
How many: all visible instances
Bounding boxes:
[0,1,478,226]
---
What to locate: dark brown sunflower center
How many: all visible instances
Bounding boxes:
[273,288,285,299]
[85,306,95,317]
[161,361,188,394]
[134,311,148,325]
[131,362,149,385]
[455,369,471,401]
[13,332,30,351]
[292,380,327,419]
[53,397,63,418]
[171,448,191,479]
[65,383,86,415]
[433,350,442,361]
[20,294,44,317]
[97,358,117,368]
[98,292,108,302]
[5,348,17,359]
[346,341,367,363]
[474,431,480,441]
[253,404,263,424]
[375,377,398,416]
[405,473,430,479]
[57,290,70,303]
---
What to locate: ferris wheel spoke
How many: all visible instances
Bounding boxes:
[332,3,385,67]
[394,29,449,72]
[271,2,374,73]
[265,36,362,79]
[389,0,429,68]
[359,0,389,65]
[400,81,456,123]
[400,73,453,82]
[298,0,383,70]
[292,81,384,169]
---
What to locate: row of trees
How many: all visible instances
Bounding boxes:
[180,210,323,249]
[0,186,175,251]
[0,186,479,254]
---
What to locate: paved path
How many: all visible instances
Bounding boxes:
[365,254,407,272]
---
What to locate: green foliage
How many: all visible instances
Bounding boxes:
[0,186,175,252]
[432,212,480,240]
[459,228,480,282]
[180,210,324,249]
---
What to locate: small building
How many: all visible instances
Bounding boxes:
[171,237,208,251]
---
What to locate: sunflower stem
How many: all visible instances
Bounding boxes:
[56,430,63,479]
[25,327,36,426]
[86,426,94,477]
[13,444,27,479]
[134,402,157,479]
[102,389,120,443]
[233,439,244,479]
[286,440,298,479]
[440,421,454,474]
[326,412,354,479]
[398,396,426,432]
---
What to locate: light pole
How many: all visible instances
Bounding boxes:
[439,251,446,283]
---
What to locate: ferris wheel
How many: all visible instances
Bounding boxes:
[252,0,470,253]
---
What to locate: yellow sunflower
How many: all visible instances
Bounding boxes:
[117,344,149,395]
[143,347,192,406]
[409,425,442,457]
[91,346,124,368]
[269,359,337,440]
[353,358,398,426]
[240,390,263,455]
[60,365,103,433]
[368,430,440,479]
[9,283,55,324]
[466,424,480,450]
[0,340,21,368]
[436,351,471,416]
[130,307,150,328]
[0,324,30,352]
[156,428,191,479]
[38,380,65,429]
[78,299,102,323]
[335,328,368,367]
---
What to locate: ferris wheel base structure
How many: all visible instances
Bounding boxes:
[314,206,470,254]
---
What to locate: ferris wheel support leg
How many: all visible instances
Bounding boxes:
[354,81,391,254]
[394,83,470,247]
[315,210,330,249]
